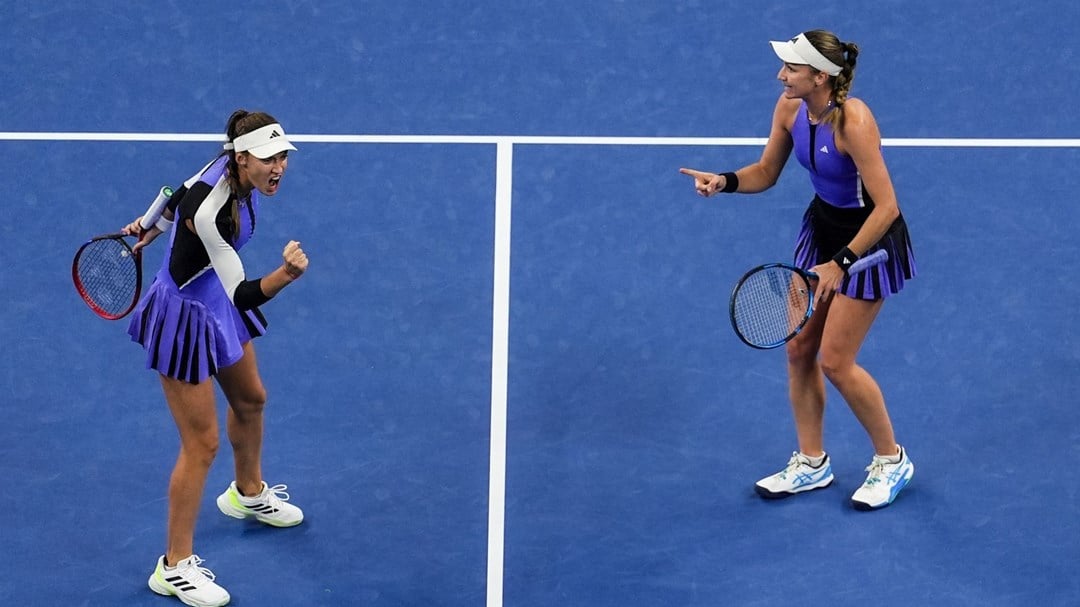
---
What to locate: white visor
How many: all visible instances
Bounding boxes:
[229,123,297,159]
[769,33,843,76]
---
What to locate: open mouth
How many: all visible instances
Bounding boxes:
[263,175,282,194]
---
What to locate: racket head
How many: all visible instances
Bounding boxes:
[71,233,143,320]
[729,263,814,349]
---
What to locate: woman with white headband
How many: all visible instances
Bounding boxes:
[121,109,307,606]
[680,30,917,510]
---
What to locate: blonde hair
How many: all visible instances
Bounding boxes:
[802,30,859,130]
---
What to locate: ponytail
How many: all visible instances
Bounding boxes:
[799,31,858,131]
[219,109,279,240]
[222,110,251,239]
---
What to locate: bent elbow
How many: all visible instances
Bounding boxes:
[232,279,272,311]
[882,203,900,222]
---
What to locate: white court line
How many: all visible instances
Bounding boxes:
[487,141,512,607]
[1,132,1079,147]
[11,129,1074,607]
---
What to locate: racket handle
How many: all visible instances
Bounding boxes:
[807,249,889,279]
[138,186,175,231]
[847,249,889,274]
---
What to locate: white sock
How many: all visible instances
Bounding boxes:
[878,446,902,464]
[801,452,827,467]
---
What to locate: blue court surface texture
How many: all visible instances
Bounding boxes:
[1,2,1078,606]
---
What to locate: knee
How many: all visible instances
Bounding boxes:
[785,340,818,371]
[232,387,268,418]
[819,352,854,385]
[183,430,220,467]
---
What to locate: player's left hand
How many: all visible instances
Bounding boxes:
[282,240,308,279]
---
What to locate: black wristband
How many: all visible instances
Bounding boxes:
[831,247,857,274]
[720,172,739,193]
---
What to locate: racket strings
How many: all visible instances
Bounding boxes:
[732,267,811,347]
[75,239,138,316]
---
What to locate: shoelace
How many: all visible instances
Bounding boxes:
[778,452,805,477]
[176,555,217,584]
[264,483,292,506]
[862,458,888,486]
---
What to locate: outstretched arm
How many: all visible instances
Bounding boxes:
[680,94,798,196]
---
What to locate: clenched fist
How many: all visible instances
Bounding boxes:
[283,240,308,279]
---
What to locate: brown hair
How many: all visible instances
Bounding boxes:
[221,109,279,238]
[802,30,859,130]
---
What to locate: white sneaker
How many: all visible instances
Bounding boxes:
[851,446,914,510]
[755,452,834,498]
[216,481,304,527]
[148,554,230,607]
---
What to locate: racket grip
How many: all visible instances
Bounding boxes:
[138,186,175,231]
[847,249,889,274]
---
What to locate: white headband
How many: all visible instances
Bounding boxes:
[222,123,297,159]
[769,33,844,76]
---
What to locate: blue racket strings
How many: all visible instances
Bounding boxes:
[732,267,811,348]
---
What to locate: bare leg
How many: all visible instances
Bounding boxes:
[818,295,897,456]
[785,297,832,457]
[160,375,219,565]
[216,341,268,497]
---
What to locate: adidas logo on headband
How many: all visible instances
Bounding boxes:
[228,123,297,158]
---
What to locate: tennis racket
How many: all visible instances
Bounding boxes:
[71,232,145,320]
[729,249,889,349]
[72,186,174,320]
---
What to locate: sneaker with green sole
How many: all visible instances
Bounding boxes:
[148,554,230,607]
[216,481,304,527]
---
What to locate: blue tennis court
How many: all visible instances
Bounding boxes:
[1,2,1078,606]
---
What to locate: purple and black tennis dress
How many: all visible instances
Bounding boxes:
[128,156,271,384]
[790,100,917,300]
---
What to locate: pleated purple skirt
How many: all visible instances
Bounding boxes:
[793,196,917,301]
[127,274,266,384]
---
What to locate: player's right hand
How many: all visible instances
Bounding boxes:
[121,216,162,253]
[679,168,725,197]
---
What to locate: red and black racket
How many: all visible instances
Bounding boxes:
[73,186,174,320]
[72,232,146,320]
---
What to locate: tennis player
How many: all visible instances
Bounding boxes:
[680,30,917,510]
[122,110,307,606]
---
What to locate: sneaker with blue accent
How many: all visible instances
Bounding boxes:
[148,554,230,607]
[755,452,834,498]
[216,481,304,527]
[850,446,914,510]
